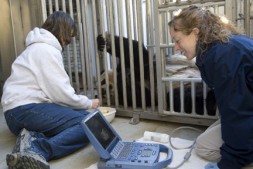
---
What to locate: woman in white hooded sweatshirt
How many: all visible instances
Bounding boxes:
[1,11,100,169]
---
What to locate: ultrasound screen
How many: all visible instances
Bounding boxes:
[85,113,116,149]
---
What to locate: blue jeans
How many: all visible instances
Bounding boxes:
[4,103,90,161]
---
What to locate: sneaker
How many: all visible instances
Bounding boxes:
[12,128,35,153]
[6,151,50,169]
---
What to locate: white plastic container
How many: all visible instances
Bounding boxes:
[98,107,116,123]
[143,131,169,143]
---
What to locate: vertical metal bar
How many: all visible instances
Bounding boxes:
[117,0,128,108]
[161,11,166,44]
[61,0,66,12]
[164,82,168,110]
[91,0,102,101]
[169,10,174,55]
[169,81,173,112]
[98,0,111,106]
[164,9,169,57]
[65,48,73,86]
[136,0,146,109]
[225,0,236,23]
[8,0,17,57]
[150,0,155,45]
[180,81,184,113]
[69,0,80,93]
[48,0,53,14]
[125,0,137,109]
[83,0,94,97]
[108,0,119,107]
[62,0,73,87]
[54,0,59,11]
[237,0,244,30]
[146,0,156,112]
[64,0,72,85]
[191,81,196,115]
[153,0,163,113]
[132,0,137,39]
[213,5,217,14]
[203,82,207,116]
[76,0,87,95]
[105,0,111,33]
[100,0,111,106]
[41,0,47,22]
[80,0,88,95]
[161,49,167,110]
[244,0,250,35]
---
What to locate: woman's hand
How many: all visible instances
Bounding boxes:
[91,99,100,109]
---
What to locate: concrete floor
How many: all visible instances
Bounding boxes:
[0,107,206,169]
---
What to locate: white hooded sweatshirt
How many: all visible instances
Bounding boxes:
[1,27,92,112]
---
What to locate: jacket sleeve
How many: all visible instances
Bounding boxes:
[32,45,92,109]
[210,44,253,169]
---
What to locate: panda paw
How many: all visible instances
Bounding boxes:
[97,34,106,51]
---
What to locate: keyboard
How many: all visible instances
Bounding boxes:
[111,142,134,159]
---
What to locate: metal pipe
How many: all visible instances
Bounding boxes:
[244,0,250,35]
[146,0,156,112]
[153,0,164,113]
[91,0,101,100]
[117,0,128,108]
[125,0,137,109]
[158,1,225,12]
[69,0,80,93]
[191,81,196,115]
[136,0,146,109]
[162,77,202,82]
[8,0,17,57]
[108,0,119,107]
[99,0,111,105]
[180,81,184,113]
[82,0,94,97]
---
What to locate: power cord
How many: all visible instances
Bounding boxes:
[165,126,203,169]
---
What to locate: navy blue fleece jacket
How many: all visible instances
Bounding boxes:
[196,35,253,169]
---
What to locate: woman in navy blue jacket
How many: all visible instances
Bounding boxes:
[169,5,253,169]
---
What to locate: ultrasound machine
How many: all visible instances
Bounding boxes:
[82,110,173,169]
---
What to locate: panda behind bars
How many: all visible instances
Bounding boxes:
[96,33,216,116]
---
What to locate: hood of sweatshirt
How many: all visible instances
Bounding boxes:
[25,27,62,52]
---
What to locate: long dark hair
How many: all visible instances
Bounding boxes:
[41,11,77,47]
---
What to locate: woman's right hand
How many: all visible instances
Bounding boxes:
[91,99,100,109]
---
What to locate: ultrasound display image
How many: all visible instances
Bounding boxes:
[86,113,115,149]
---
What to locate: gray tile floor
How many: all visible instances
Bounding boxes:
[0,107,206,169]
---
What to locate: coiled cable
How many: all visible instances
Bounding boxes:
[165,126,203,169]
